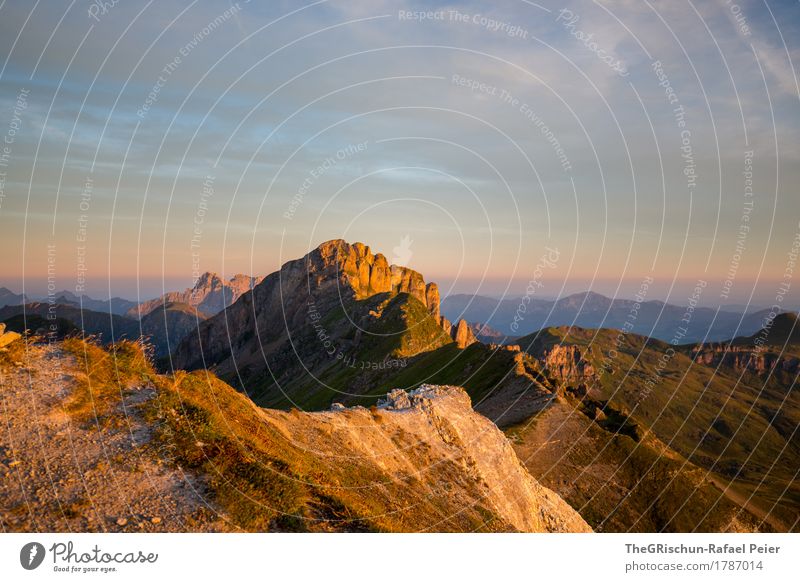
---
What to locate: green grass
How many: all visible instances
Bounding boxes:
[356,292,452,360]
[247,292,532,411]
[245,293,455,409]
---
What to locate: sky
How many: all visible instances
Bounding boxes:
[0,0,798,308]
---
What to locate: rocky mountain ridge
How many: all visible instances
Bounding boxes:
[173,240,477,399]
[128,272,262,318]
[51,290,138,316]
[0,287,29,308]
[293,384,591,532]
[691,344,800,375]
[690,312,800,375]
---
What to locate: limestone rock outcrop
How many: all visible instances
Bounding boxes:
[298,385,592,532]
[541,344,597,386]
[451,318,478,349]
[310,240,441,315]
[425,283,441,320]
[437,315,477,348]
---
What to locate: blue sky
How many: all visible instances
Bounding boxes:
[0,0,798,307]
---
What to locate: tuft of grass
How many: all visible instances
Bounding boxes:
[62,337,154,425]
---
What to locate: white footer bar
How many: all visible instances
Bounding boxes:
[1,533,797,581]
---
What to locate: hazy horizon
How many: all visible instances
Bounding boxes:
[5,268,797,311]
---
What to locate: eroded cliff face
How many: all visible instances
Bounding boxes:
[329,241,441,317]
[691,344,799,375]
[541,344,597,388]
[270,385,591,533]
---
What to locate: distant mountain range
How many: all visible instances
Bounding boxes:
[2,283,781,347]
[51,290,139,316]
[0,272,260,319]
[0,286,136,314]
[127,272,262,318]
[0,287,28,307]
[441,291,779,344]
[0,272,254,357]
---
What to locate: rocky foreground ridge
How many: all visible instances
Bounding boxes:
[265,385,591,532]
[0,340,590,533]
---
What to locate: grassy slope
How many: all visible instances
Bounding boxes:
[507,398,766,532]
[61,338,375,531]
[58,338,511,532]
[514,325,799,531]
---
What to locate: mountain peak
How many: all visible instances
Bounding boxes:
[173,240,456,388]
[304,239,439,318]
[559,291,612,306]
[193,271,222,286]
[129,271,260,318]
